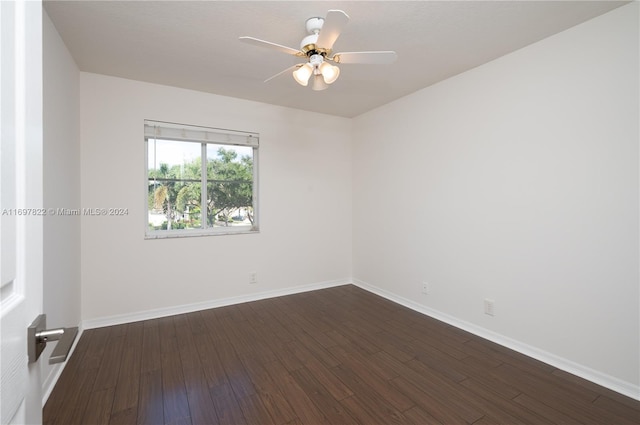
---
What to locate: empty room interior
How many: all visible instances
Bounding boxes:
[2,0,639,424]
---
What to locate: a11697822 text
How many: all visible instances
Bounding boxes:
[1,208,129,216]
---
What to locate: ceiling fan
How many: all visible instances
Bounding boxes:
[240,10,397,91]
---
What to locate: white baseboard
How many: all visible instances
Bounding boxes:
[41,325,84,406]
[82,278,351,330]
[352,279,640,401]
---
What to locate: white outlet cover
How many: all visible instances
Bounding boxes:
[484,299,495,316]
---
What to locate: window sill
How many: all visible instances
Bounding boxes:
[145,225,258,239]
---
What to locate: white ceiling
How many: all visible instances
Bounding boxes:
[44,1,628,118]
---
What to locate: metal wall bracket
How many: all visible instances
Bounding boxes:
[28,314,79,364]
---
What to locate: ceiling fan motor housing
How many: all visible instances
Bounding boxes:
[301,17,326,54]
[300,33,319,52]
[305,17,324,34]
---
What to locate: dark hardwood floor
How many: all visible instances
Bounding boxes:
[44,285,639,425]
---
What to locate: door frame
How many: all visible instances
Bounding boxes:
[1,0,45,423]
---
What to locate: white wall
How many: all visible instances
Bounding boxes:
[42,11,81,400]
[79,74,352,322]
[352,3,639,394]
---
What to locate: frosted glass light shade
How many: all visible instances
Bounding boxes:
[293,63,313,86]
[319,62,340,84]
[311,74,328,91]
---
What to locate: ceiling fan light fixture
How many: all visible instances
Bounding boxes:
[293,63,313,86]
[319,62,340,84]
[311,74,329,91]
[241,9,397,92]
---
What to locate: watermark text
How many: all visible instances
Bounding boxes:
[2,208,129,216]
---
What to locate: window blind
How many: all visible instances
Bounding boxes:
[144,120,259,147]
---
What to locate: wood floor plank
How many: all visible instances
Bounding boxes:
[403,359,485,423]
[338,321,384,355]
[123,321,144,348]
[465,338,557,376]
[512,393,585,425]
[366,350,404,381]
[161,350,190,424]
[81,387,115,425]
[553,368,640,413]
[339,395,387,425]
[375,329,418,362]
[329,345,413,411]
[264,359,330,425]
[232,319,279,365]
[342,315,386,341]
[377,318,425,344]
[331,363,412,423]
[459,377,552,425]
[92,333,125,392]
[50,367,99,425]
[214,342,256,399]
[80,327,110,370]
[373,347,482,422]
[159,316,179,354]
[181,368,218,425]
[140,320,162,374]
[402,406,444,425]
[194,333,227,389]
[389,376,468,425]
[251,302,297,343]
[499,363,638,425]
[410,327,472,361]
[294,330,341,369]
[238,354,298,424]
[496,361,599,405]
[289,367,358,424]
[44,285,640,425]
[412,347,469,383]
[287,339,354,400]
[199,309,230,345]
[260,331,305,372]
[108,406,137,425]
[175,318,202,372]
[347,340,412,382]
[165,416,192,425]
[210,383,247,425]
[593,394,640,423]
[236,393,277,425]
[110,344,141,414]
[409,315,471,345]
[137,369,164,425]
[281,310,336,347]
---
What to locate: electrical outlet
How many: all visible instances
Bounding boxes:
[484,299,495,316]
[249,272,257,284]
[421,282,430,294]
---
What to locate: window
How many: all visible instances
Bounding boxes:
[145,120,259,238]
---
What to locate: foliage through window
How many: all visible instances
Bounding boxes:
[145,121,259,238]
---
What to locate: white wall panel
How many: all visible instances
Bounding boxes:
[353,3,639,392]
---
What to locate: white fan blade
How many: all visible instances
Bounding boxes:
[316,10,349,50]
[264,64,302,83]
[239,36,304,57]
[331,51,397,64]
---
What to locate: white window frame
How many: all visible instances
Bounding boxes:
[144,120,259,239]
